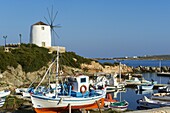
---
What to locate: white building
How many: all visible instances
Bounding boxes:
[30,21,51,47]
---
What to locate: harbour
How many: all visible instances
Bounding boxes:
[0,1,170,113]
[1,60,170,112]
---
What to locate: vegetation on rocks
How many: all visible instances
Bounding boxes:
[102,62,119,66]
[60,51,92,69]
[0,44,93,73]
[0,44,53,73]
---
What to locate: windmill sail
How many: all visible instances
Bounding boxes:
[44,6,61,46]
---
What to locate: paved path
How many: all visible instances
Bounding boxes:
[127,107,170,113]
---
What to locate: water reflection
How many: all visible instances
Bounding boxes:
[135,89,153,95]
[106,73,170,110]
[143,73,170,84]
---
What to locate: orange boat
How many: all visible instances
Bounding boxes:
[104,94,117,107]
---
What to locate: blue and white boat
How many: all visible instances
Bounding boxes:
[137,96,170,108]
[0,90,11,107]
[30,49,106,113]
[137,84,154,90]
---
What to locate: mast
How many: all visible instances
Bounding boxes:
[119,61,121,83]
[159,60,162,72]
[119,61,122,102]
[55,47,59,96]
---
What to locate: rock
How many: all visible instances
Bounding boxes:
[81,61,133,74]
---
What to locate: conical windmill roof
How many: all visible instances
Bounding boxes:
[33,21,48,26]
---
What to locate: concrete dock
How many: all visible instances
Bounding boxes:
[127,107,170,113]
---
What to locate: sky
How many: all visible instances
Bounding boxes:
[1,0,170,58]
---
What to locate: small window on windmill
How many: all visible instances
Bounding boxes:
[42,42,45,47]
[41,27,45,30]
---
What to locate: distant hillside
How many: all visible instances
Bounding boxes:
[94,55,170,60]
[137,55,170,60]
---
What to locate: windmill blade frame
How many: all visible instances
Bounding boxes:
[44,6,61,45]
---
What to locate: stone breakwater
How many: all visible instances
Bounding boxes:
[80,61,133,74]
[133,65,170,73]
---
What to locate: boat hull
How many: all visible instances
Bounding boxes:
[0,98,5,107]
[32,97,104,113]
[157,72,170,76]
[109,101,128,112]
[137,84,154,90]
[0,90,11,98]
[138,98,170,108]
[31,90,105,113]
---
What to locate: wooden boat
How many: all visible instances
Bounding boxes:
[0,90,11,98]
[108,62,128,112]
[157,60,170,76]
[109,100,128,112]
[30,49,106,113]
[137,96,170,108]
[136,89,153,95]
[0,90,11,107]
[157,72,170,76]
[125,77,141,85]
[93,73,125,93]
[103,93,128,112]
[15,88,28,94]
[104,94,117,108]
[158,85,170,93]
[151,93,170,101]
[32,76,106,113]
[0,98,6,107]
[137,84,154,90]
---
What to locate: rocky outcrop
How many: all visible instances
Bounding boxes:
[0,64,48,90]
[81,61,133,74]
[0,61,134,90]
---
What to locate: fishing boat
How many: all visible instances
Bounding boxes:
[15,88,28,94]
[136,89,153,95]
[151,93,170,101]
[137,96,170,108]
[109,100,128,112]
[0,90,11,107]
[157,60,170,76]
[158,85,170,93]
[0,90,11,98]
[108,62,128,112]
[104,93,117,108]
[30,49,106,113]
[125,77,141,85]
[137,84,154,90]
[157,72,170,76]
[93,72,125,93]
[103,93,128,112]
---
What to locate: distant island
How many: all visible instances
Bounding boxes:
[93,55,170,60]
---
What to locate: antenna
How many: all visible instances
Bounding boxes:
[44,6,61,46]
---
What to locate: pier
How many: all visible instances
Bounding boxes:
[126,83,166,89]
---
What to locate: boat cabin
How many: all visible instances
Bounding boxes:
[68,75,90,97]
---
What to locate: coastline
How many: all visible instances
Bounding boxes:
[93,54,170,61]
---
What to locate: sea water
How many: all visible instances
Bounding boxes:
[99,60,170,110]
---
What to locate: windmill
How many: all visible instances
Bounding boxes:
[44,6,61,46]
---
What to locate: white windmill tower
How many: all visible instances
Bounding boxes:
[30,21,51,47]
[30,7,60,48]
